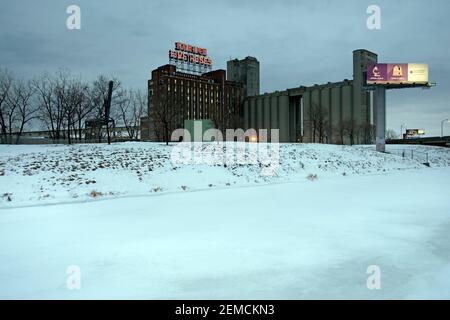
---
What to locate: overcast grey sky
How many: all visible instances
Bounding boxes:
[1,0,449,136]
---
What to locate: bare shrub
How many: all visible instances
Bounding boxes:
[89,190,103,198]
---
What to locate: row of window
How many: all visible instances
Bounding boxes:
[168,78,218,90]
[172,104,238,121]
[167,85,221,96]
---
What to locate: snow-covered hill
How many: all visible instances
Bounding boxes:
[1,142,449,207]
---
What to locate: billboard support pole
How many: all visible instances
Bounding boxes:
[375,86,386,152]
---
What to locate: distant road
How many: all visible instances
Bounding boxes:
[387,136,450,148]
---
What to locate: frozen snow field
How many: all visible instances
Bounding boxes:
[0,142,449,299]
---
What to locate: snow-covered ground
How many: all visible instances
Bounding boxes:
[1,142,449,207]
[0,142,449,299]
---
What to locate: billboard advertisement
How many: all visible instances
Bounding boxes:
[366,63,429,85]
[405,129,425,138]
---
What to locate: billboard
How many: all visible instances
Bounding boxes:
[405,129,425,138]
[366,63,429,85]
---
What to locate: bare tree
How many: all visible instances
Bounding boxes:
[342,119,357,145]
[54,69,87,145]
[10,80,37,143]
[309,103,329,143]
[334,124,345,145]
[211,100,242,133]
[1,74,37,144]
[54,69,70,142]
[73,81,92,142]
[0,68,13,143]
[150,85,182,145]
[117,89,146,140]
[360,123,376,144]
[67,80,89,144]
[33,72,66,141]
[386,128,398,140]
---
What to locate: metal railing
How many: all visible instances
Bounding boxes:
[387,148,429,166]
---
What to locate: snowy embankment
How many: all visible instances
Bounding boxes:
[0,142,449,207]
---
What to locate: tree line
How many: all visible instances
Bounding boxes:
[307,103,376,145]
[0,67,146,144]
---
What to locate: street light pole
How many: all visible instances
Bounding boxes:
[441,119,449,137]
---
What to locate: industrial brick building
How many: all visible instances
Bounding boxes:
[141,64,243,141]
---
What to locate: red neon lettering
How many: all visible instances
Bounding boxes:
[171,42,211,66]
